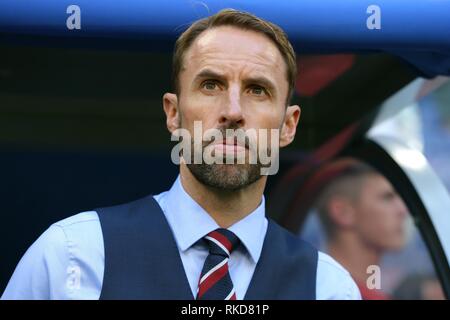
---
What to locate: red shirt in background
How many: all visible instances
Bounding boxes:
[357,281,391,300]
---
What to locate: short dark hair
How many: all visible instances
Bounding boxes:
[315,160,379,239]
[172,8,297,105]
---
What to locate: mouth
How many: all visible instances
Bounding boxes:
[210,138,249,154]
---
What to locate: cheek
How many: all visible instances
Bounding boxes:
[376,202,401,226]
[360,204,400,238]
[179,96,219,127]
[354,199,407,249]
[355,203,386,234]
[246,106,284,129]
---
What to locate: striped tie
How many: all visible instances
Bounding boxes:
[196,228,241,300]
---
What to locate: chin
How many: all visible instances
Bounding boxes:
[187,163,262,191]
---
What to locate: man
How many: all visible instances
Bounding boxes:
[315,160,408,299]
[2,9,360,300]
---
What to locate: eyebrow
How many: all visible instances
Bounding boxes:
[194,69,227,84]
[242,76,277,95]
[193,68,277,95]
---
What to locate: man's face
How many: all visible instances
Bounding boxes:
[353,174,408,251]
[164,26,300,190]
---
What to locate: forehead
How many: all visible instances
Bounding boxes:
[183,26,286,79]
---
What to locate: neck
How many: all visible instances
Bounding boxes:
[179,163,266,228]
[327,232,382,285]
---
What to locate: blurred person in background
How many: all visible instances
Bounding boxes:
[315,160,408,299]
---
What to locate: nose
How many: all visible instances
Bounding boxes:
[218,84,245,127]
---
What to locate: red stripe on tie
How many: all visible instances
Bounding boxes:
[197,262,228,298]
[209,231,232,252]
[230,293,237,300]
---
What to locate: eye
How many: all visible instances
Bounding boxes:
[202,80,219,91]
[248,85,267,96]
[381,191,396,202]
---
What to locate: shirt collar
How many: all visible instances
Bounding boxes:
[162,175,267,263]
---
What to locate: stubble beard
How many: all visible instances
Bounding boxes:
[187,161,263,191]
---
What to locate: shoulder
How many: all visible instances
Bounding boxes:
[54,210,99,227]
[52,210,103,254]
[2,211,103,300]
[22,210,102,262]
[52,210,101,238]
[27,211,103,273]
[268,220,317,254]
[95,195,160,222]
[316,251,362,300]
[266,221,361,300]
[266,220,318,279]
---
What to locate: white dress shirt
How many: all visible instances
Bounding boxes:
[2,175,361,300]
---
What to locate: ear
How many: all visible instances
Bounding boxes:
[279,105,301,148]
[327,196,356,230]
[163,93,180,133]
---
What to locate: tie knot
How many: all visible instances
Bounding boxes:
[204,228,240,257]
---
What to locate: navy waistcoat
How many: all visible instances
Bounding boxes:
[96,195,318,300]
